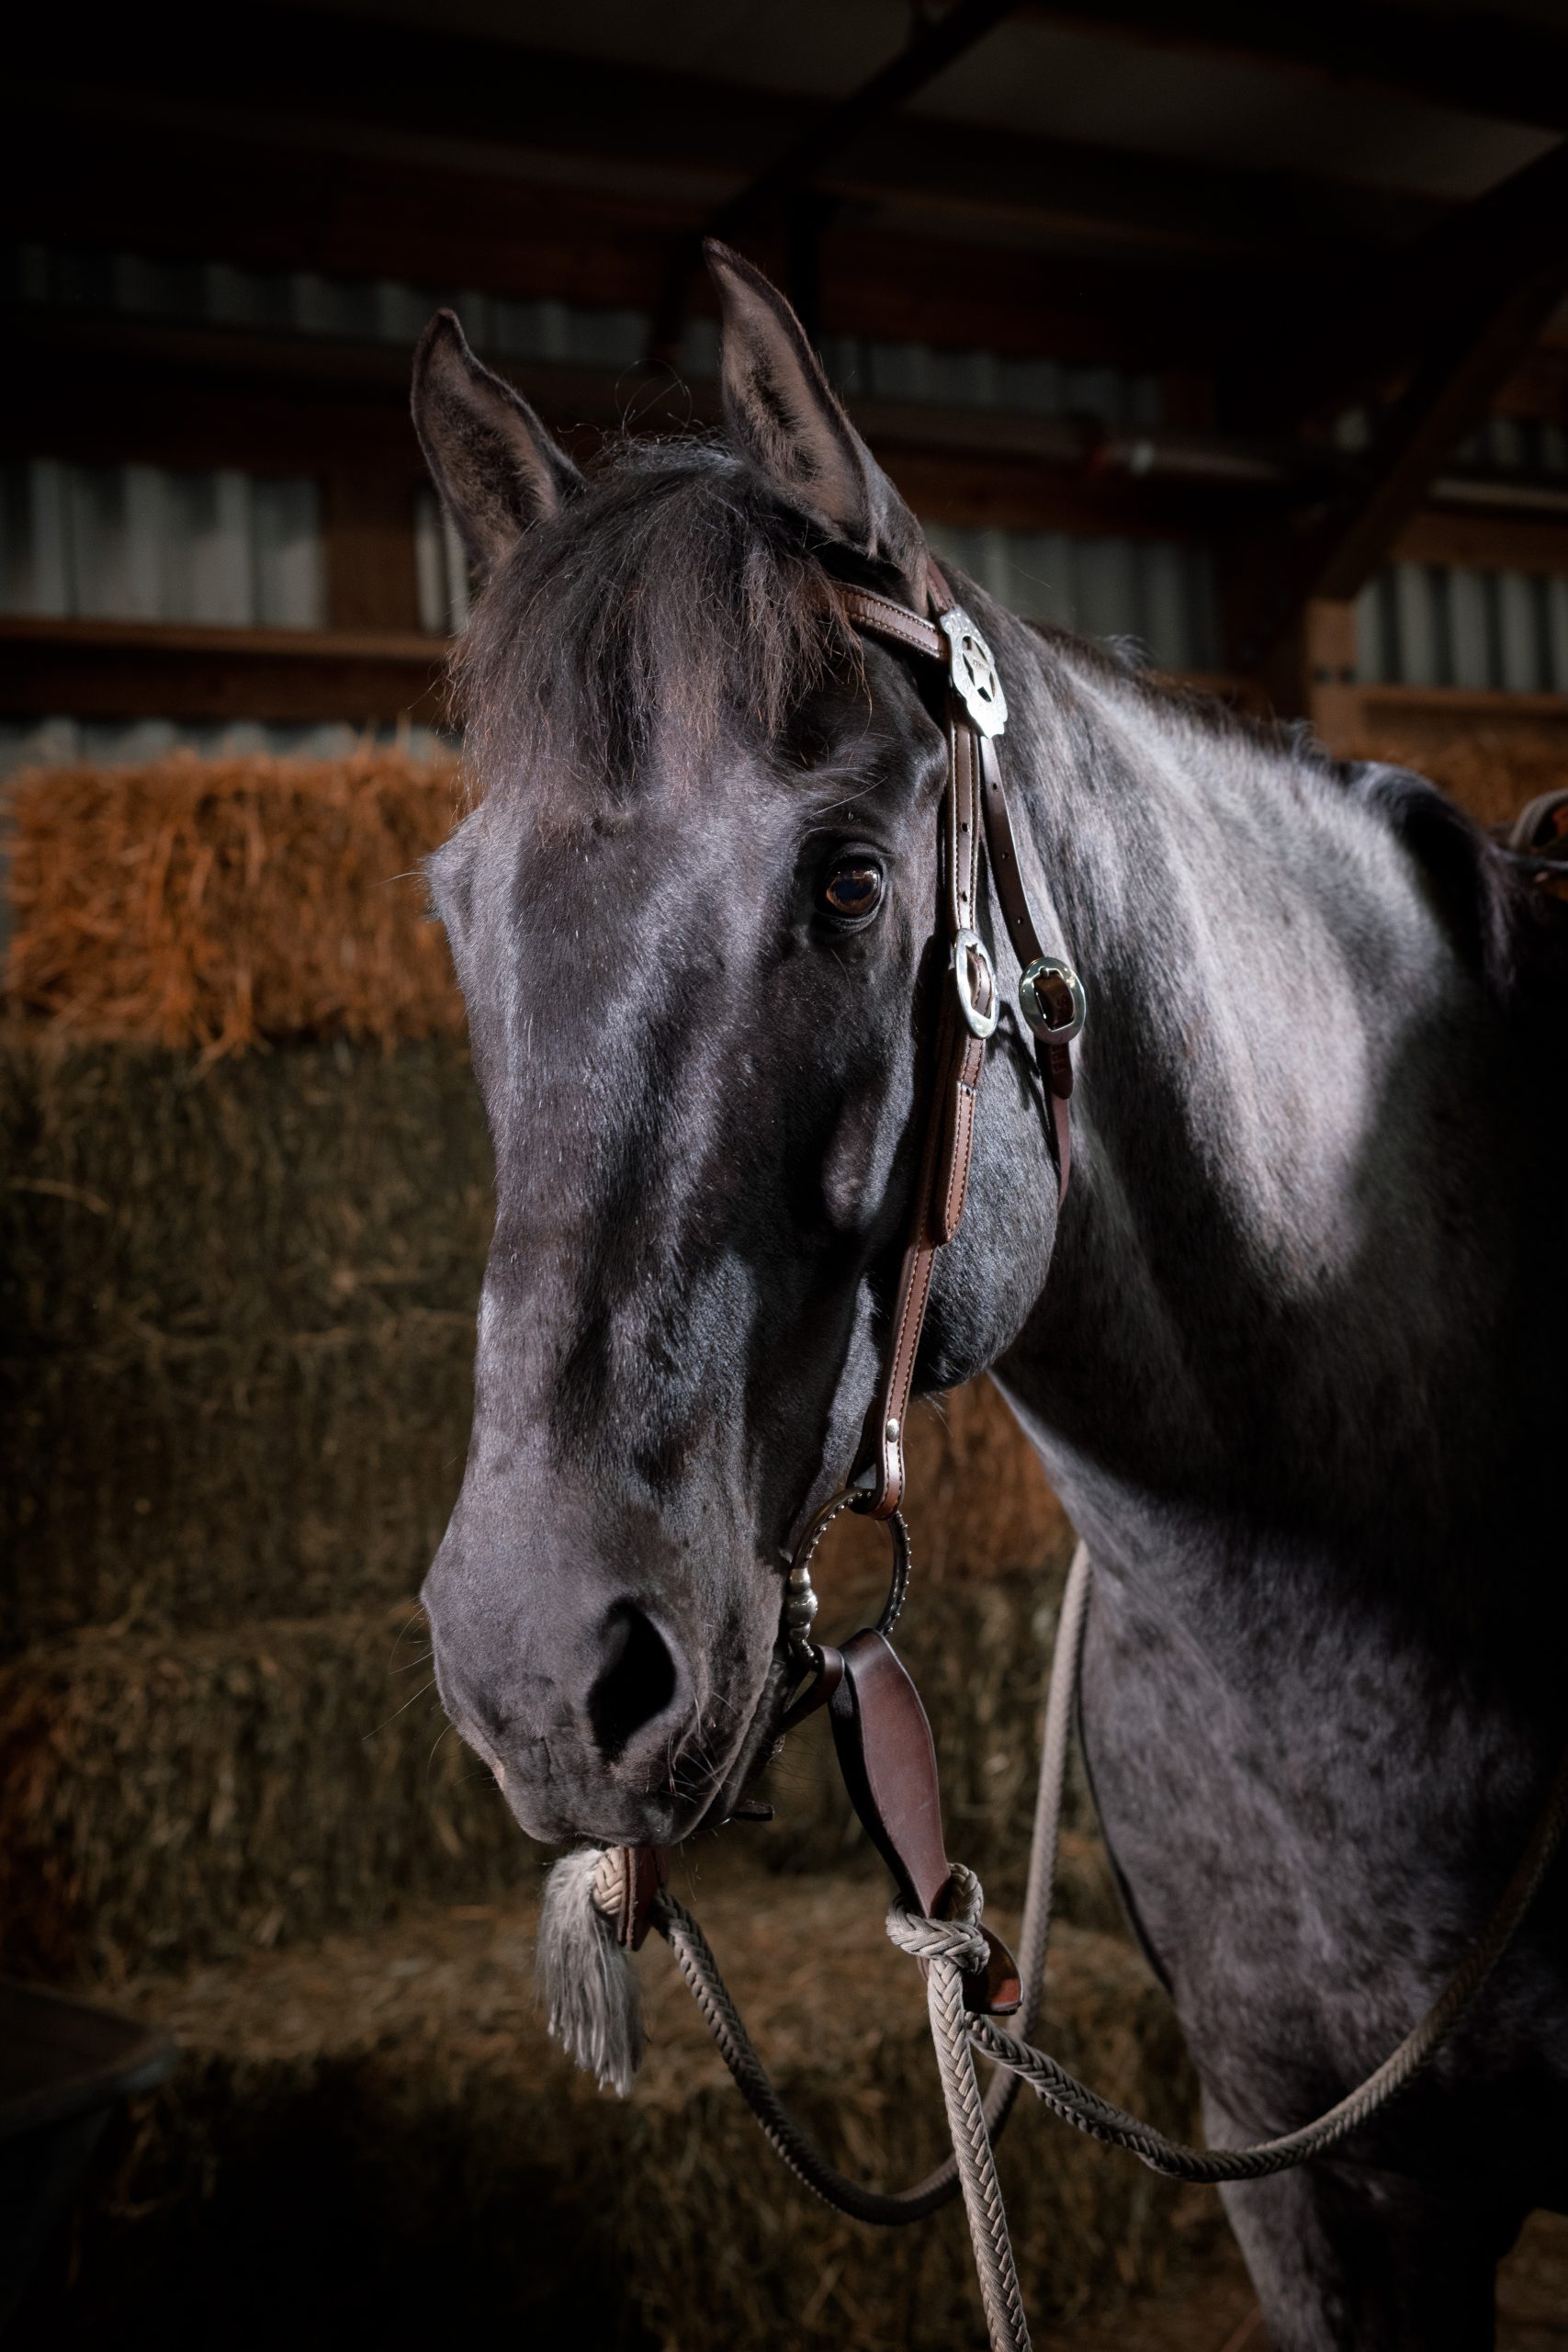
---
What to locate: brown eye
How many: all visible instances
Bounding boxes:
[820,857,885,922]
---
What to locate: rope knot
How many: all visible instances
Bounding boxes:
[886,1862,990,1974]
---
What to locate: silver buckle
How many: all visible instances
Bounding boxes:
[938,606,1008,740]
[1020,957,1087,1044]
[953,928,999,1038]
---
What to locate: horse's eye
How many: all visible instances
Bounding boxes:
[820,857,885,922]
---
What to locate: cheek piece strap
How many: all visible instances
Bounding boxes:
[832,562,1083,1524]
[753,562,1086,2019]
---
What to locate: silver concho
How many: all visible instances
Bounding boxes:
[938,605,1008,739]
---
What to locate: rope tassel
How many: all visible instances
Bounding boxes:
[537,1847,646,2097]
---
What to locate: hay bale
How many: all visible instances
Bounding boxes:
[4,750,465,1051]
[0,1571,1110,1984]
[3,1317,476,1651]
[0,1030,492,1355]
[1,1031,494,1647]
[40,1882,1210,2352]
[0,1604,526,1984]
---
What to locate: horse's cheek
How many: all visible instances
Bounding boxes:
[819,1084,899,1235]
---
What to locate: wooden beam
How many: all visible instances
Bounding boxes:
[10,16,1440,279]
[1234,140,1568,664]
[0,107,1285,371]
[0,619,448,725]
[0,310,1303,540]
[649,0,1026,356]
[321,472,423,635]
[1393,509,1568,577]
[1021,0,1568,133]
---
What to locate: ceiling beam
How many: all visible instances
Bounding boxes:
[11,12,1441,284]
[1021,1,1568,134]
[648,0,1024,354]
[1236,139,1568,667]
[0,309,1306,541]
[0,102,1350,372]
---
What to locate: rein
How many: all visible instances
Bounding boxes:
[538,571,1568,2352]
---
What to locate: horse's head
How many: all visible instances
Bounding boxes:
[414,248,1058,1846]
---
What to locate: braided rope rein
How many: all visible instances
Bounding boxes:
[601,1543,1568,2352]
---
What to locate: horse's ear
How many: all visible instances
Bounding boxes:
[412,310,582,571]
[705,242,927,604]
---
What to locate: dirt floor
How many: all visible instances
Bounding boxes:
[1066,2209,1568,2349]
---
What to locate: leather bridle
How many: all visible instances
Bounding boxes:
[829,565,1084,1525]
[622,560,1085,1981]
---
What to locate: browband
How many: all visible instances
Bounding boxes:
[832,569,1085,1519]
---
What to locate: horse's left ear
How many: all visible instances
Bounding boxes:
[412,310,583,573]
[705,242,928,605]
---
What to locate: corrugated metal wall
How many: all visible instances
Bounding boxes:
[9,241,1568,764]
[0,459,324,627]
[1356,564,1568,691]
[0,714,454,772]
[2,241,1216,764]
[7,241,1163,426]
[925,521,1218,672]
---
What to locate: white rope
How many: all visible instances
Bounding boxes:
[629,1540,1568,2352]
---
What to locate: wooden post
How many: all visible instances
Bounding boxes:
[1252,597,1364,748]
[1303,600,1363,752]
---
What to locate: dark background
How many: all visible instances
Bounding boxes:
[5,0,1568,783]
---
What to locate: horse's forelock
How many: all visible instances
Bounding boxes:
[453,439,857,810]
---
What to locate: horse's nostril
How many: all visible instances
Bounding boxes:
[587,1603,679,1760]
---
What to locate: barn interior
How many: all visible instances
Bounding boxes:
[3,4,1567,2346]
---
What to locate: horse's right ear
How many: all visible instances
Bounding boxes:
[412,311,583,572]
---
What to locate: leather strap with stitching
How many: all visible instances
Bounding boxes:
[833,566,1077,1520]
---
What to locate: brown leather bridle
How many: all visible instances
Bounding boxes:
[830,564,1085,1521]
[616,562,1086,1984]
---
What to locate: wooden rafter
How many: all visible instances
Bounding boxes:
[647,0,1024,350]
[10,17,1440,286]
[1235,139,1568,668]
[1021,0,1568,133]
[0,618,449,726]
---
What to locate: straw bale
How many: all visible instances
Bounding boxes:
[42,1881,1211,2351]
[1,1030,491,1354]
[0,1604,523,1984]
[2,1317,475,1651]
[0,1570,1111,1984]
[1348,722,1565,832]
[4,750,465,1051]
[0,1030,493,1646]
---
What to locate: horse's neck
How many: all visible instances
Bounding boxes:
[998,652,1547,1659]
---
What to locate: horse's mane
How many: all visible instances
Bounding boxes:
[456,431,1563,1014]
[1015,613,1566,1020]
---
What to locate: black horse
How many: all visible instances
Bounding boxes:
[412,245,1567,2347]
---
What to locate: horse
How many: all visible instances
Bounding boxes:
[412,243,1567,2349]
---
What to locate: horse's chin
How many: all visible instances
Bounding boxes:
[685,1637,795,1841]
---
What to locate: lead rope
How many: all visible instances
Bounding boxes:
[592,1542,1568,2352]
